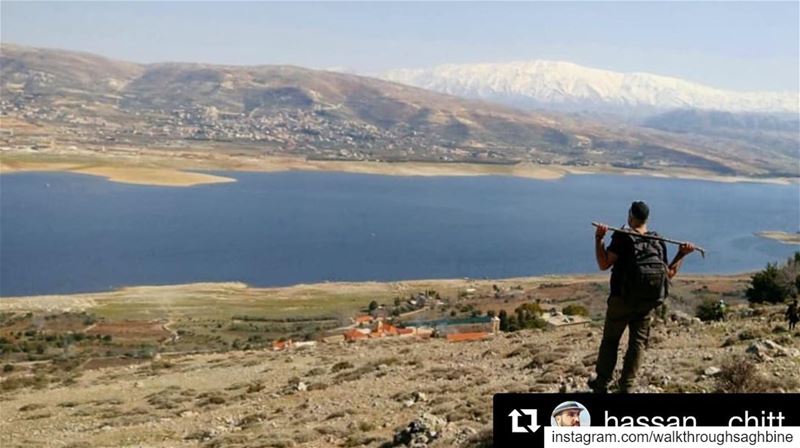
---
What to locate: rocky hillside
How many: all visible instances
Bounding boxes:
[1,275,798,447]
[0,304,797,448]
[2,44,797,177]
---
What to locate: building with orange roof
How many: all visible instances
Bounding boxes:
[375,321,398,336]
[344,329,368,342]
[272,339,293,351]
[397,327,415,337]
[353,315,374,326]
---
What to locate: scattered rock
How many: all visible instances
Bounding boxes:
[391,413,447,447]
[185,429,216,442]
[704,367,721,377]
[669,311,694,326]
[746,339,790,361]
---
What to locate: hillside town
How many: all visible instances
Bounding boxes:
[0,94,527,165]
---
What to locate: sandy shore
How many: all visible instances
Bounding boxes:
[0,153,568,186]
[756,231,800,245]
[0,273,749,310]
[1,150,795,187]
[0,159,236,187]
[0,275,615,312]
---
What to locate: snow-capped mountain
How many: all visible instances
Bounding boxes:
[382,61,799,115]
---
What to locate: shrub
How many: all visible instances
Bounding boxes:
[738,329,764,341]
[696,299,725,322]
[746,254,799,304]
[3,364,14,373]
[715,356,765,393]
[562,304,589,317]
[331,361,353,373]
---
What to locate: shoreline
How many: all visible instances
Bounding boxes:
[0,150,796,187]
[0,272,754,307]
[756,231,800,245]
[0,159,236,187]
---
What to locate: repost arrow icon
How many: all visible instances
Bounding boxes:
[522,409,541,433]
[509,409,527,433]
[509,409,541,433]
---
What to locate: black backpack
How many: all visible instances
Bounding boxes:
[621,232,670,303]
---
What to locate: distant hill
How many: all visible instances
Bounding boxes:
[1,44,797,177]
[382,60,800,116]
[643,109,799,133]
[642,110,800,160]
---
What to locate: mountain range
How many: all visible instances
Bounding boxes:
[382,60,799,116]
[0,44,798,178]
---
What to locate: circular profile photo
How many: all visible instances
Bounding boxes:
[551,401,591,427]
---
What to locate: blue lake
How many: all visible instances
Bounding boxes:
[1,171,798,297]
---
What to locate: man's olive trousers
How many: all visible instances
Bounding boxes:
[594,295,657,390]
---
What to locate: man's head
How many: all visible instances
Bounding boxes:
[552,402,583,427]
[628,201,649,228]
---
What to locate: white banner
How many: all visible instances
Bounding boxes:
[545,426,799,448]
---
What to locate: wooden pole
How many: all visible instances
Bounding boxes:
[591,222,706,258]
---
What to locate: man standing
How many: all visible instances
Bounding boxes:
[589,201,695,393]
[786,300,799,331]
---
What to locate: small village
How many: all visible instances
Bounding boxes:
[272,287,591,352]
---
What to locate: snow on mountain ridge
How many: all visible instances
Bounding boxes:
[382,60,799,114]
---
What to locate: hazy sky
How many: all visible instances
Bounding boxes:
[2,1,798,92]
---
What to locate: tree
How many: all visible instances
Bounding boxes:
[511,303,547,330]
[368,300,379,312]
[498,310,509,331]
[516,303,543,316]
[746,259,797,304]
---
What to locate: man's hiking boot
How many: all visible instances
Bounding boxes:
[615,380,633,394]
[587,378,607,394]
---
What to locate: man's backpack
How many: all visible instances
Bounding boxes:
[621,232,669,303]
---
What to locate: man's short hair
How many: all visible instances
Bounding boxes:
[630,201,650,221]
